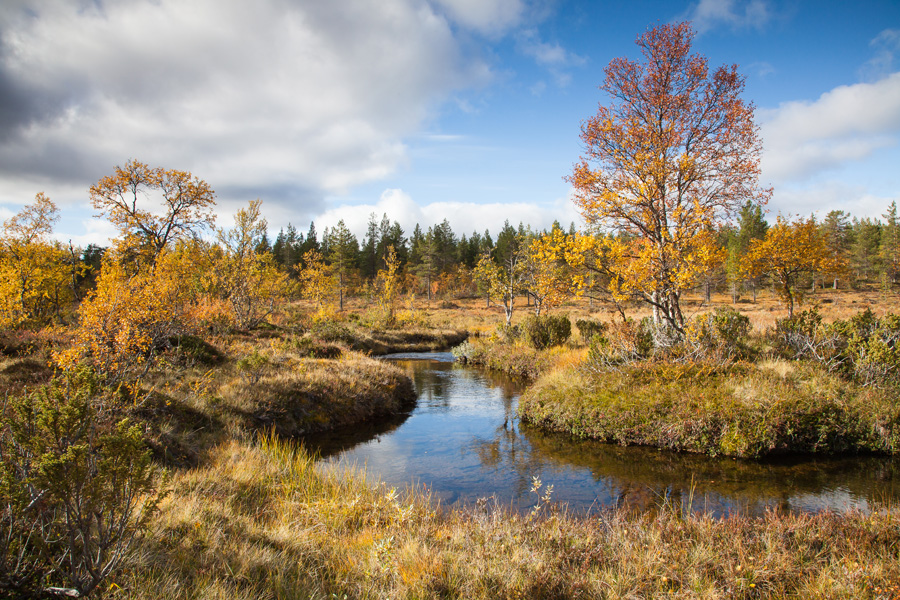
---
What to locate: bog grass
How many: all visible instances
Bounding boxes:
[519,356,900,458]
[113,434,900,599]
[7,291,900,597]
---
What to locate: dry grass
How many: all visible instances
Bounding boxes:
[6,289,900,597]
[113,435,900,599]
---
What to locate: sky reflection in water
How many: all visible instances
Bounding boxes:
[302,353,899,516]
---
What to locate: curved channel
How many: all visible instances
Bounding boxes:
[301,352,900,515]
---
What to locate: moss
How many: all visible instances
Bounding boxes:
[519,360,900,458]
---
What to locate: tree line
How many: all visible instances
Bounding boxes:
[3,175,898,336]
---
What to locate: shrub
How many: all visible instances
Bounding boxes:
[310,319,355,345]
[835,309,900,386]
[236,350,270,384]
[773,307,834,361]
[282,335,342,359]
[586,318,653,368]
[522,314,572,350]
[0,369,162,597]
[774,307,900,387]
[684,307,751,361]
[575,318,607,343]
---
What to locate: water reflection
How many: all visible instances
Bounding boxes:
[301,353,900,515]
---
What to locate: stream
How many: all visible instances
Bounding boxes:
[302,352,900,515]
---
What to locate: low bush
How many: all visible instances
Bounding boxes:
[451,337,549,379]
[310,318,356,345]
[522,314,571,350]
[574,318,606,343]
[0,368,163,597]
[282,335,343,359]
[585,318,653,368]
[683,306,753,362]
[774,307,900,387]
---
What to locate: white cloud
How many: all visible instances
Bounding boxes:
[315,188,583,241]
[0,0,491,214]
[683,0,771,33]
[62,217,120,249]
[770,182,899,222]
[861,28,900,81]
[430,0,525,35]
[516,28,585,87]
[759,72,900,183]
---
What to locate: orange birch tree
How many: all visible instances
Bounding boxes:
[568,22,769,334]
[90,160,216,265]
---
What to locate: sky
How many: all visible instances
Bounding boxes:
[1,0,899,245]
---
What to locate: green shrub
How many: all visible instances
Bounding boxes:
[236,350,269,384]
[522,314,571,350]
[0,368,163,597]
[168,335,224,366]
[451,338,548,378]
[285,335,342,359]
[684,307,751,361]
[773,307,834,359]
[575,318,607,343]
[311,319,356,345]
[836,310,900,386]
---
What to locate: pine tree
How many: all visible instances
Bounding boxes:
[881,201,900,287]
[325,219,359,310]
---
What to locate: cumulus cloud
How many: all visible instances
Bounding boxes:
[315,188,583,241]
[759,72,900,183]
[771,182,899,222]
[0,0,490,215]
[682,0,771,33]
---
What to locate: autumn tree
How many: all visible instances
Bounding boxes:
[524,226,572,316]
[90,160,216,265]
[741,216,834,317]
[568,22,769,335]
[214,199,291,329]
[297,249,336,313]
[474,234,528,327]
[57,251,193,383]
[375,245,402,325]
[0,193,74,327]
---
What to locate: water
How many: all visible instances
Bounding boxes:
[302,352,900,515]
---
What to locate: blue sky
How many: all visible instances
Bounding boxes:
[1,0,899,244]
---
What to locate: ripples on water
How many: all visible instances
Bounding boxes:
[301,352,899,516]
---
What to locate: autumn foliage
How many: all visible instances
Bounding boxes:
[90,159,216,263]
[0,193,74,328]
[56,251,195,383]
[741,216,836,317]
[568,22,769,334]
